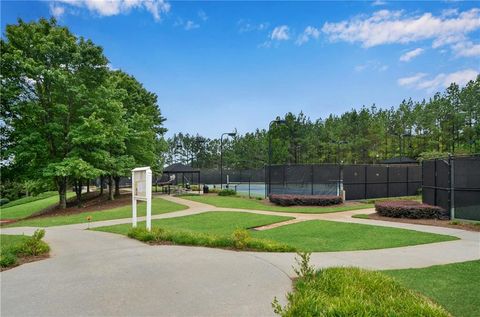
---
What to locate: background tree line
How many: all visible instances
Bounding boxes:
[166,77,479,170]
[1,18,167,207]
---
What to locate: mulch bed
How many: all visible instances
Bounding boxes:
[0,253,50,272]
[365,213,480,232]
[27,192,132,219]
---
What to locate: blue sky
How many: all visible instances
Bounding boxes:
[2,1,479,138]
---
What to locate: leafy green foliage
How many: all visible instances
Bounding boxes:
[126,226,295,252]
[1,18,167,208]
[0,231,49,269]
[218,189,236,196]
[15,229,50,256]
[273,260,449,316]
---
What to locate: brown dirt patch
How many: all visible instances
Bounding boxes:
[0,253,50,272]
[365,213,480,232]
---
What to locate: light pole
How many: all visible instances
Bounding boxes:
[331,140,347,164]
[267,118,287,197]
[220,130,237,189]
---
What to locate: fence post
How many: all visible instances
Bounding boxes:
[364,165,368,200]
[450,156,455,219]
[386,165,390,198]
[311,165,314,195]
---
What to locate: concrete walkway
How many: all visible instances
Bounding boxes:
[1,195,479,317]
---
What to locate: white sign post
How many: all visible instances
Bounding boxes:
[131,167,152,231]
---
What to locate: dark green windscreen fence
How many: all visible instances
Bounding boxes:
[422,155,480,221]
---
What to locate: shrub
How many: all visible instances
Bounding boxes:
[16,229,50,256]
[269,194,342,206]
[0,253,17,268]
[232,229,250,249]
[218,189,236,196]
[0,198,10,206]
[272,264,449,317]
[375,201,448,219]
[127,227,295,252]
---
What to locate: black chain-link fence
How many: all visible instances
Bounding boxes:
[423,155,480,221]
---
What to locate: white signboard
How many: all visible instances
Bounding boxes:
[131,167,152,231]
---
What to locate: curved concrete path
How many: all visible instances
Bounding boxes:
[1,195,479,316]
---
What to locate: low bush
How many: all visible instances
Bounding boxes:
[127,227,295,252]
[15,229,50,256]
[272,253,449,317]
[269,194,342,206]
[0,198,10,206]
[218,189,236,196]
[0,253,17,268]
[375,200,448,219]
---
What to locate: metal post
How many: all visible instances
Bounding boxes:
[220,134,224,189]
[450,156,455,219]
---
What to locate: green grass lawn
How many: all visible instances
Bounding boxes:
[95,211,293,236]
[0,234,29,252]
[5,197,187,227]
[1,191,58,208]
[386,260,480,317]
[0,192,76,221]
[181,195,374,214]
[252,220,457,251]
[95,211,456,252]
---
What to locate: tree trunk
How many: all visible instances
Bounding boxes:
[100,176,104,195]
[87,180,90,193]
[76,179,82,207]
[108,176,114,201]
[58,177,67,209]
[114,176,121,197]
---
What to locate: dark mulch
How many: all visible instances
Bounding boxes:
[365,213,480,232]
[27,192,132,219]
[0,253,50,272]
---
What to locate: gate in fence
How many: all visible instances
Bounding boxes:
[422,155,480,221]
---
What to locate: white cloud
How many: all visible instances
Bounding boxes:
[271,25,290,41]
[355,60,389,72]
[372,0,387,6]
[52,0,170,21]
[452,41,480,57]
[237,20,269,33]
[399,48,424,62]
[398,69,479,91]
[322,8,480,48]
[295,26,320,45]
[398,73,427,86]
[198,10,208,21]
[184,20,199,30]
[50,3,65,18]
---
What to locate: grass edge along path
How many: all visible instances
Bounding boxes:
[4,197,188,228]
[0,192,76,221]
[180,195,374,214]
[272,253,450,317]
[385,260,480,317]
[94,211,457,252]
[0,230,50,270]
[94,211,295,252]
